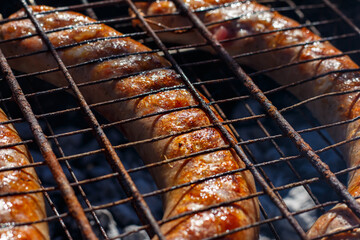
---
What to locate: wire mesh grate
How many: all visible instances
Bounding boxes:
[0,0,359,239]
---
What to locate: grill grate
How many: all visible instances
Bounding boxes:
[0,0,359,239]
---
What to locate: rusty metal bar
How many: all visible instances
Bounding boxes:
[26,79,109,239]
[0,87,72,239]
[181,51,282,239]
[24,3,108,235]
[0,49,97,239]
[167,0,360,237]
[242,101,325,212]
[198,50,324,214]
[129,0,310,238]
[19,0,165,239]
[1,0,357,238]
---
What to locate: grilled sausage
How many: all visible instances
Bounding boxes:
[133,0,360,238]
[0,6,259,239]
[0,108,49,239]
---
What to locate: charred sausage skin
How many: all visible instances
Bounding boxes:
[134,0,360,238]
[0,6,259,240]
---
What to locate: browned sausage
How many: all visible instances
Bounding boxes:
[133,0,360,239]
[0,108,49,239]
[0,6,259,240]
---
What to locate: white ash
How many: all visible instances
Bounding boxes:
[259,186,317,240]
[122,225,150,240]
[89,209,120,238]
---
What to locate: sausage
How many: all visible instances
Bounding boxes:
[133,0,360,239]
[0,6,259,239]
[0,108,49,239]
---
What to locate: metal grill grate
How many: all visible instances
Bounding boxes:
[0,0,359,239]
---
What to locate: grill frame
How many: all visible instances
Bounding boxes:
[0,0,359,239]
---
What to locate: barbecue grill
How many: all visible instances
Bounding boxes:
[0,0,359,239]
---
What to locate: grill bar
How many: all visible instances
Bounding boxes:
[168,0,360,236]
[129,0,312,238]
[1,0,359,239]
[18,1,165,239]
[211,50,325,215]
[188,59,281,239]
[160,0,317,237]
[242,101,325,212]
[22,4,108,237]
[30,89,109,239]
[188,50,311,238]
[42,190,74,240]
[0,87,350,176]
[0,79,73,239]
[0,48,97,239]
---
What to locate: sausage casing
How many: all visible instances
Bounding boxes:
[134,0,360,238]
[0,108,49,240]
[0,6,259,240]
